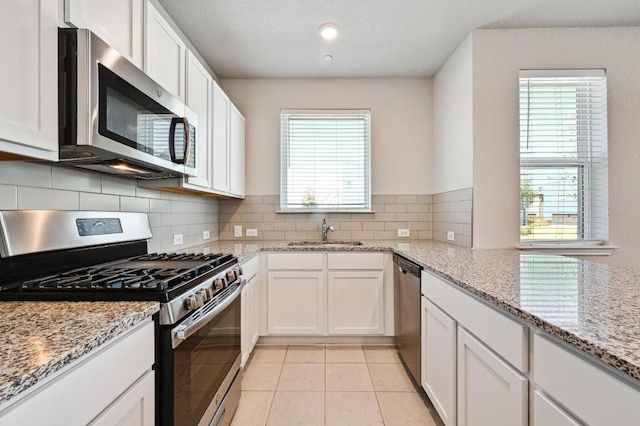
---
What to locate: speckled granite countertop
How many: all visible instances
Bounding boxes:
[185,240,640,382]
[0,301,158,406]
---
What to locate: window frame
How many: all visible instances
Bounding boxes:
[279,109,372,213]
[518,69,610,252]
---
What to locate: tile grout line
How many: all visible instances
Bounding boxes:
[262,345,287,426]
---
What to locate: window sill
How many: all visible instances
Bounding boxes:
[276,210,375,214]
[517,244,618,256]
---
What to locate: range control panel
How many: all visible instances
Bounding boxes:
[76,218,123,236]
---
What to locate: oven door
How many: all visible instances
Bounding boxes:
[159,281,243,426]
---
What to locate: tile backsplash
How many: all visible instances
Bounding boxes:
[218,194,433,241]
[0,162,219,253]
[0,162,474,248]
[432,188,473,247]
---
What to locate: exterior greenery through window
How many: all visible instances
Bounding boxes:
[519,70,608,245]
[280,110,371,212]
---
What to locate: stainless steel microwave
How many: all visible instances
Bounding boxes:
[58,28,196,179]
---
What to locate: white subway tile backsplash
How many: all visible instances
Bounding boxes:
[52,166,101,193]
[101,175,136,196]
[18,187,79,210]
[0,161,219,251]
[120,196,150,213]
[0,185,17,209]
[79,192,120,211]
[0,162,51,188]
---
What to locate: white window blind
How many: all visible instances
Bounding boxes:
[280,110,371,211]
[519,70,608,245]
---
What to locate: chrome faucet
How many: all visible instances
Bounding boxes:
[321,219,335,242]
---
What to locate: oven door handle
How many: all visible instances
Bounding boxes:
[172,279,245,349]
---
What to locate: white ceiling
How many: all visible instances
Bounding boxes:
[157,0,640,79]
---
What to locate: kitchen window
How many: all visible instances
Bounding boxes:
[280,109,371,212]
[519,70,608,250]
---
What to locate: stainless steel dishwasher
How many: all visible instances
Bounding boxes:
[394,253,422,385]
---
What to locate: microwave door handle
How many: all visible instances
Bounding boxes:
[169,117,190,165]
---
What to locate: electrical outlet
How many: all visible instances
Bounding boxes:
[246,228,258,237]
[173,234,183,245]
[397,228,410,238]
[234,225,242,237]
[202,230,210,240]
[447,231,455,241]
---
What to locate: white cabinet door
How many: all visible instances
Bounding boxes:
[0,0,57,161]
[185,51,212,189]
[65,0,143,68]
[212,82,230,193]
[144,1,186,100]
[267,271,325,335]
[241,274,260,366]
[248,273,260,350]
[457,327,527,426]
[327,271,384,334]
[422,297,457,426]
[533,390,581,426]
[229,103,245,197]
[90,370,154,426]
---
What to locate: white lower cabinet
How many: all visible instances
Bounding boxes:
[327,271,384,334]
[241,256,260,366]
[265,252,386,337]
[457,327,527,426]
[533,333,640,426]
[0,320,155,426]
[421,296,456,426]
[90,370,155,426]
[267,271,325,335]
[533,390,581,426]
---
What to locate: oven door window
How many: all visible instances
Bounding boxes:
[98,64,195,167]
[173,298,240,425]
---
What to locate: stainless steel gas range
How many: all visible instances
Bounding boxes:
[0,210,243,426]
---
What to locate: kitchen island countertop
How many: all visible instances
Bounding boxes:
[186,239,640,383]
[0,301,158,406]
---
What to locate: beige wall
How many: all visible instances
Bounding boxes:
[220,78,433,196]
[433,34,474,193]
[470,27,640,267]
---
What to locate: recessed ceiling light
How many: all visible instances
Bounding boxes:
[323,55,334,62]
[319,22,339,40]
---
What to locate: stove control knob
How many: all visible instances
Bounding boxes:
[184,294,199,311]
[214,278,225,290]
[205,288,216,301]
[226,270,237,282]
[237,266,244,276]
[197,289,209,304]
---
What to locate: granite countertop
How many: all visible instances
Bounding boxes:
[185,240,640,382]
[0,301,158,406]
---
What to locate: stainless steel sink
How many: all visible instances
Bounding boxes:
[287,240,364,246]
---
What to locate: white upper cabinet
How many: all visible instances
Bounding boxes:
[229,103,245,197]
[144,1,186,100]
[212,82,231,194]
[212,81,245,198]
[185,51,212,189]
[65,0,144,68]
[0,0,58,161]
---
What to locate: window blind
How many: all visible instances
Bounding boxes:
[280,110,371,211]
[519,70,608,244]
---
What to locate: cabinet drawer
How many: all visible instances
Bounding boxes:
[533,334,640,426]
[422,270,528,372]
[268,253,323,270]
[327,252,383,270]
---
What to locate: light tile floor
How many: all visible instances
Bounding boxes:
[230,345,443,426]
